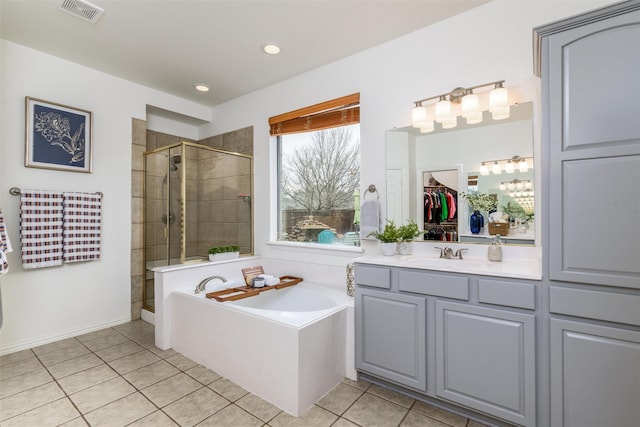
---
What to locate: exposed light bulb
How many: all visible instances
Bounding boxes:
[516,181,524,190]
[499,183,506,191]
[519,159,529,173]
[525,181,532,189]
[480,163,489,176]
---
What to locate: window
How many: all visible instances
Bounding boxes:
[270,94,361,246]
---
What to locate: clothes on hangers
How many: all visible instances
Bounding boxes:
[424,187,457,224]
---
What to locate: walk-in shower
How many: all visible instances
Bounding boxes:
[143,141,253,310]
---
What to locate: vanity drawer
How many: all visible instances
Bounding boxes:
[355,264,391,289]
[550,286,640,326]
[399,270,469,300]
[478,279,536,310]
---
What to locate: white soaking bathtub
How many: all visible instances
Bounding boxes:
[169,282,350,416]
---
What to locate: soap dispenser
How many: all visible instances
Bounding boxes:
[488,234,503,262]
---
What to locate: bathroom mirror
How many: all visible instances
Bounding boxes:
[386,102,535,245]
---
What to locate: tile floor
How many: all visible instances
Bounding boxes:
[0,320,490,427]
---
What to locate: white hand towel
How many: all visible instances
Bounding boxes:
[359,199,381,240]
[63,192,102,263]
[20,190,64,269]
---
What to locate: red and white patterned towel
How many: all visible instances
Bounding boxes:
[0,209,13,275]
[63,192,102,263]
[20,190,64,269]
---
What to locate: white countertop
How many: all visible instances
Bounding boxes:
[355,242,541,280]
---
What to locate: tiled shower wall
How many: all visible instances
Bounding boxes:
[130,122,253,319]
[131,118,145,320]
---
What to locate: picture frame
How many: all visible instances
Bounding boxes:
[25,97,92,173]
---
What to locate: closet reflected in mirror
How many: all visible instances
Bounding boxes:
[422,170,460,242]
[386,102,535,246]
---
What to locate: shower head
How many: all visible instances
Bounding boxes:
[169,154,181,171]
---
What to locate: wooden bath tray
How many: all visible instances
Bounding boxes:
[206,276,302,302]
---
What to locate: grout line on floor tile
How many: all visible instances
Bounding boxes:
[3,321,479,427]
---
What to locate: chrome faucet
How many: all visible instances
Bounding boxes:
[195,275,227,294]
[435,247,454,259]
[453,248,468,259]
[435,247,468,259]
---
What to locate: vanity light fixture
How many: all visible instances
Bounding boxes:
[489,81,510,120]
[492,161,502,175]
[461,89,483,125]
[500,179,532,191]
[411,80,509,132]
[435,96,452,123]
[504,159,515,174]
[480,156,532,176]
[518,158,529,173]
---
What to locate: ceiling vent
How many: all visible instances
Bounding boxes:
[57,0,104,24]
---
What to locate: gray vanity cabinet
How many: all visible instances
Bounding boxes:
[536,2,640,426]
[355,263,539,426]
[435,301,536,427]
[354,287,427,391]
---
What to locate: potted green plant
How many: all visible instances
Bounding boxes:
[397,219,422,255]
[208,245,240,262]
[368,220,400,256]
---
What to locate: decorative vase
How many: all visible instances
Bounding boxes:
[397,241,413,255]
[380,242,397,256]
[470,210,484,234]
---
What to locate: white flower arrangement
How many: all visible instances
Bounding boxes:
[461,191,498,212]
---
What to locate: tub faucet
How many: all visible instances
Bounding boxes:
[195,275,227,294]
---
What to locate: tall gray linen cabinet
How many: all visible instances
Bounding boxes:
[535,1,640,426]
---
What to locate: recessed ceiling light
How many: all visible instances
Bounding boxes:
[262,44,281,55]
[195,84,210,92]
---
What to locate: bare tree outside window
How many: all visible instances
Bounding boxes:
[282,127,359,212]
[278,124,360,244]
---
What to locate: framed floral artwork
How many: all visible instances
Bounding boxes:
[25,97,92,173]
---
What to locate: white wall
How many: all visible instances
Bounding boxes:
[199,0,615,263]
[0,40,211,353]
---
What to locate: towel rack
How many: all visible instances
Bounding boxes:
[363,184,379,200]
[9,187,103,197]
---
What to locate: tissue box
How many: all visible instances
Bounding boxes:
[488,222,509,236]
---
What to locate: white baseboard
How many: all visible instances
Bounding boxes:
[0,314,131,356]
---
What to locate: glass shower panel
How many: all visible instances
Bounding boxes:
[143,142,253,312]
